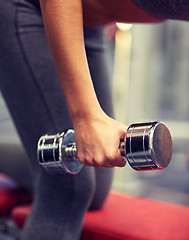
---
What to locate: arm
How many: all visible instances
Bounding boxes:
[39,0,98,119]
[39,0,126,168]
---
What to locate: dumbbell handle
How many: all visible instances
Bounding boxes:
[37,121,172,175]
[63,142,77,159]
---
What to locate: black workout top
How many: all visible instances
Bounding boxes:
[132,0,189,21]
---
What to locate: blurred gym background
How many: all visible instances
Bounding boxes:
[1,20,189,206]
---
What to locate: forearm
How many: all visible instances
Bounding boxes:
[39,0,127,168]
[132,0,189,20]
[39,0,101,121]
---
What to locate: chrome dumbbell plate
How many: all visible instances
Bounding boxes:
[61,130,83,174]
[37,132,65,175]
[37,121,172,175]
[124,121,172,171]
[38,130,83,175]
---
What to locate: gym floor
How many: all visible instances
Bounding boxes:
[1,92,189,207]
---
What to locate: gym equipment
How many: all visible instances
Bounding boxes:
[37,121,172,175]
[12,191,189,240]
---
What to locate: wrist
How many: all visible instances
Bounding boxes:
[63,75,102,122]
[71,101,103,124]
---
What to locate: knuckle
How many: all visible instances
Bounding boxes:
[106,151,116,163]
[78,153,91,165]
[85,156,94,166]
[93,156,104,167]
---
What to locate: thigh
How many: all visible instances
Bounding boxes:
[0,4,96,237]
[0,0,114,208]
[0,0,72,170]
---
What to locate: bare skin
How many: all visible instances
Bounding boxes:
[39,0,163,169]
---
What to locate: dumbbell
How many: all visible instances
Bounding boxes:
[37,121,172,175]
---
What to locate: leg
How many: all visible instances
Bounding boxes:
[0,1,114,239]
[0,1,95,239]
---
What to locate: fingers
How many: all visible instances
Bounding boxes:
[76,127,127,168]
[107,150,127,168]
[78,149,127,169]
[73,113,128,169]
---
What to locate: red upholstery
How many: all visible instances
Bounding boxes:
[0,174,32,217]
[0,188,32,217]
[12,191,189,240]
[12,204,31,229]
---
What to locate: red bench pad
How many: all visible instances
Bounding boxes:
[12,192,189,240]
[0,188,32,217]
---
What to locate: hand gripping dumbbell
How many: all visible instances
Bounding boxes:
[37,121,172,175]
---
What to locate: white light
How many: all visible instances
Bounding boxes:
[116,23,132,31]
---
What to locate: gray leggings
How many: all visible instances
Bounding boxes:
[0,0,114,239]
